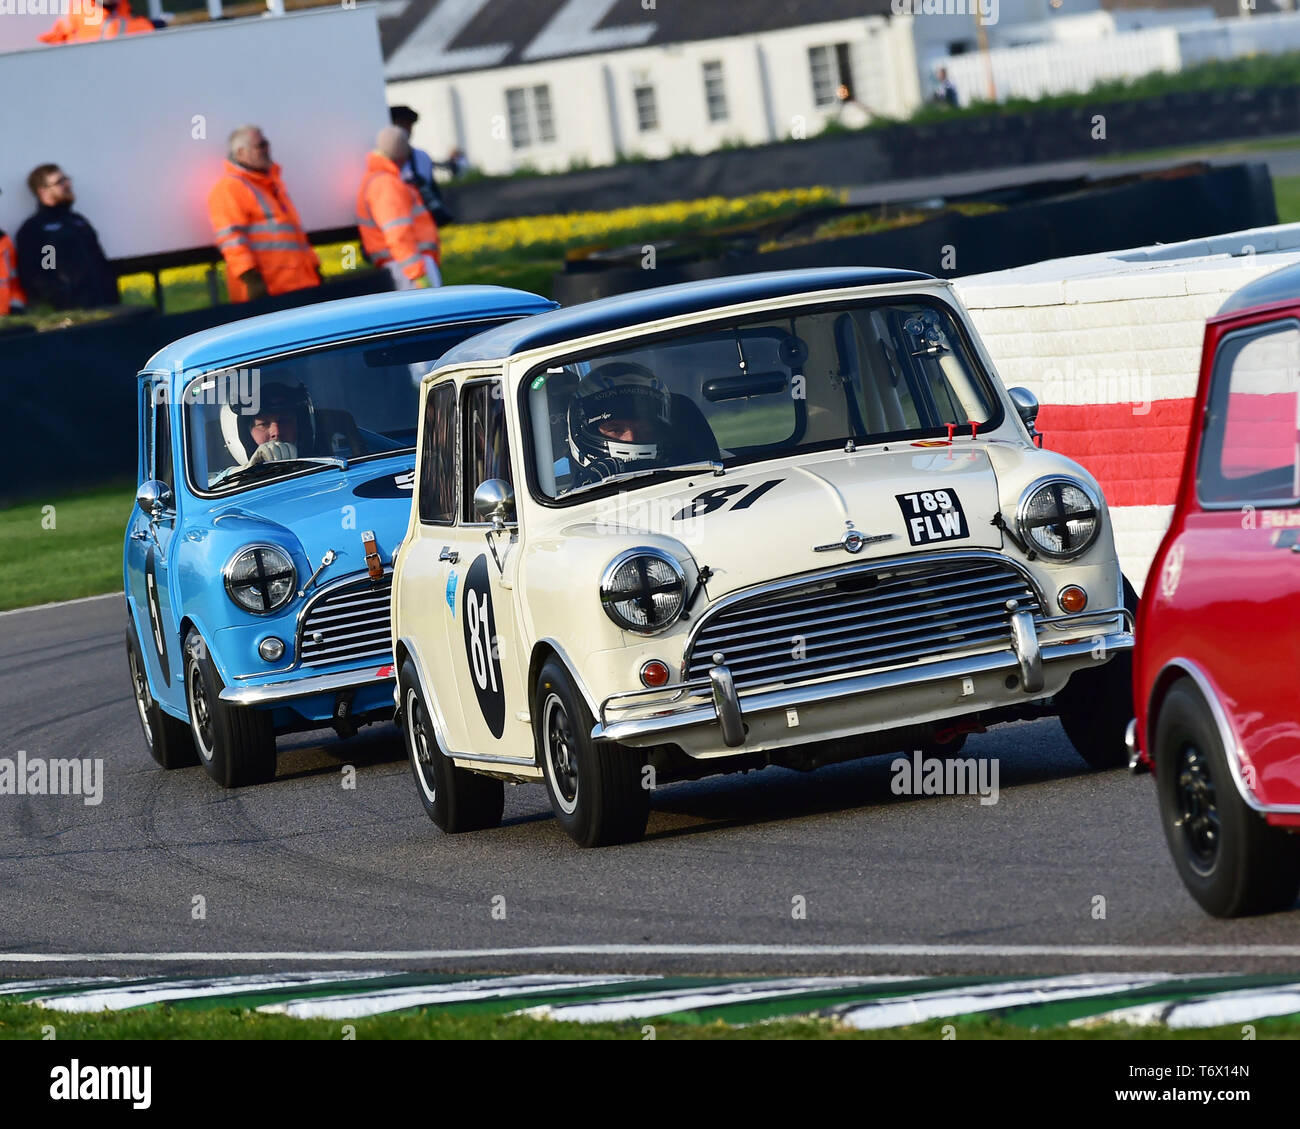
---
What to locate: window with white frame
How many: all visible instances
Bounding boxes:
[809,43,855,107]
[633,76,659,132]
[702,59,728,123]
[505,84,557,149]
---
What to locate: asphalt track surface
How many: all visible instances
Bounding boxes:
[2,594,1298,983]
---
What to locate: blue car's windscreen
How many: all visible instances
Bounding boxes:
[185,324,491,493]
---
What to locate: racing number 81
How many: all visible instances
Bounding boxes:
[466,589,498,693]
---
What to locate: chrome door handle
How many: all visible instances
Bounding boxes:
[439,546,459,564]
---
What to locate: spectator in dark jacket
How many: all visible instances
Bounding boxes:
[16,164,118,311]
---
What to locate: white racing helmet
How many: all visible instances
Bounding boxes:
[219,381,315,465]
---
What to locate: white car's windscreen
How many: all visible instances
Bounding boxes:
[527,299,998,501]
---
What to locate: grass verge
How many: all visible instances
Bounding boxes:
[0,483,134,612]
[2,999,1298,1039]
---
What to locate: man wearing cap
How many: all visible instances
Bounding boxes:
[389,105,454,227]
[356,126,442,291]
[208,125,321,304]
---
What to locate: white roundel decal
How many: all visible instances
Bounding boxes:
[1160,542,1185,600]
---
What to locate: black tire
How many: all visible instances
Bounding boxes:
[126,620,197,769]
[399,658,503,833]
[534,658,648,847]
[183,629,276,788]
[1154,678,1300,918]
[1056,575,1139,770]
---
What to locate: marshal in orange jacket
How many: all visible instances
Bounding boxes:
[208,161,320,303]
[0,232,27,316]
[356,152,441,283]
[39,2,153,44]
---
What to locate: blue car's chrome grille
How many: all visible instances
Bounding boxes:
[297,573,392,669]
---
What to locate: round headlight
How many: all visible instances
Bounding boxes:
[600,549,687,635]
[224,545,296,615]
[1016,477,1101,560]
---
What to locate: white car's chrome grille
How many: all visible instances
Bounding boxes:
[684,556,1041,691]
[297,573,392,669]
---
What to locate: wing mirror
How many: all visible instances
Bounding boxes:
[473,479,516,530]
[136,480,173,522]
[1008,387,1041,444]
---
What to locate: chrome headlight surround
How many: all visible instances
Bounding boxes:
[599,548,688,635]
[1015,476,1103,560]
[223,544,297,615]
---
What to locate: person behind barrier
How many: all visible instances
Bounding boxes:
[15,164,118,311]
[356,126,442,291]
[208,125,321,304]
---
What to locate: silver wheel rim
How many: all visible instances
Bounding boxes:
[128,646,154,749]
[406,686,437,804]
[542,692,579,815]
[186,657,215,764]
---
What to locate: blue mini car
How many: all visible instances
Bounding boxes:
[123,286,557,787]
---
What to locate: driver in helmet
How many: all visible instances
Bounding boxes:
[218,381,314,478]
[566,361,673,488]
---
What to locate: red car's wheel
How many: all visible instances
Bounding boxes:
[1154,678,1300,917]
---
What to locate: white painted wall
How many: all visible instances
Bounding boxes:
[956,225,1300,589]
[386,17,922,178]
[0,8,389,259]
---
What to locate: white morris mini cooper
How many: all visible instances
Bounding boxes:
[391,268,1137,846]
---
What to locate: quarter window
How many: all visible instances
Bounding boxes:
[1198,321,1300,506]
[419,381,457,524]
[462,381,513,522]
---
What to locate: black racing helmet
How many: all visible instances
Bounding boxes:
[566,361,672,471]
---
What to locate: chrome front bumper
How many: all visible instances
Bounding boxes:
[593,606,1135,749]
[219,663,395,706]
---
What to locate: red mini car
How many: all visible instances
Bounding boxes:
[1131,263,1300,917]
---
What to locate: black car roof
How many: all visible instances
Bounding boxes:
[436,267,937,367]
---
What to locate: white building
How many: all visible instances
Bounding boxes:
[381,0,927,176]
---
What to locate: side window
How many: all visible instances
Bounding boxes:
[418,381,457,524]
[154,396,174,495]
[140,383,155,482]
[462,380,512,521]
[1198,322,1300,506]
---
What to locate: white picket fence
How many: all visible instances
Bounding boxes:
[940,13,1300,105]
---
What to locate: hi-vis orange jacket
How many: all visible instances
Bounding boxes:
[39,2,153,43]
[208,161,320,303]
[356,152,441,282]
[0,232,26,316]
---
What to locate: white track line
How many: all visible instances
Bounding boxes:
[32,971,394,1013]
[6,944,1300,962]
[835,974,1183,1030]
[525,975,916,1023]
[0,592,118,618]
[1080,984,1300,1029]
[261,974,648,1020]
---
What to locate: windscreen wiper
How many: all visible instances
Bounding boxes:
[562,460,724,500]
[211,455,349,489]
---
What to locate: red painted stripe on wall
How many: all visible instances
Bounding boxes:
[1037,399,1194,508]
